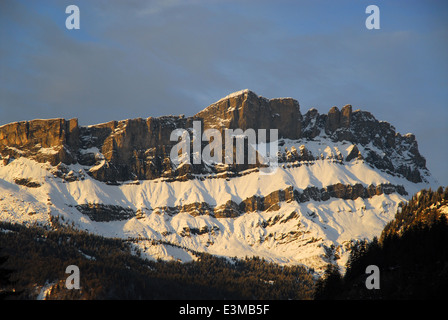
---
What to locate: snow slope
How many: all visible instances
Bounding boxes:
[0,142,437,273]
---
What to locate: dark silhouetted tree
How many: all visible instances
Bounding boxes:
[314,263,343,300]
[0,248,17,300]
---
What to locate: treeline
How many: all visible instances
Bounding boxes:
[381,186,448,241]
[315,186,448,299]
[0,218,314,300]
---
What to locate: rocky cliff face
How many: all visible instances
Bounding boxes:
[195,89,302,139]
[0,89,429,184]
[0,118,79,166]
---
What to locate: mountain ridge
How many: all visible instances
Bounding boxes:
[0,89,430,184]
[0,90,438,272]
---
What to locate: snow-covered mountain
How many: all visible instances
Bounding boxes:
[0,90,438,273]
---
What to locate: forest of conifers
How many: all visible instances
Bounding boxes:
[1,187,447,300]
[315,186,448,299]
[0,217,315,300]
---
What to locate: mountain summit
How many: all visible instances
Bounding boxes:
[0,90,437,271]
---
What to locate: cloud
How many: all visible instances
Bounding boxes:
[0,0,447,184]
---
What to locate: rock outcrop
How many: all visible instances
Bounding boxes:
[75,204,136,222]
[73,182,407,222]
[0,118,79,166]
[195,89,302,140]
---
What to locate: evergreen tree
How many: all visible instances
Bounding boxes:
[0,248,18,300]
[314,263,343,300]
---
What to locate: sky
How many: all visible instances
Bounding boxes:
[0,0,447,185]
